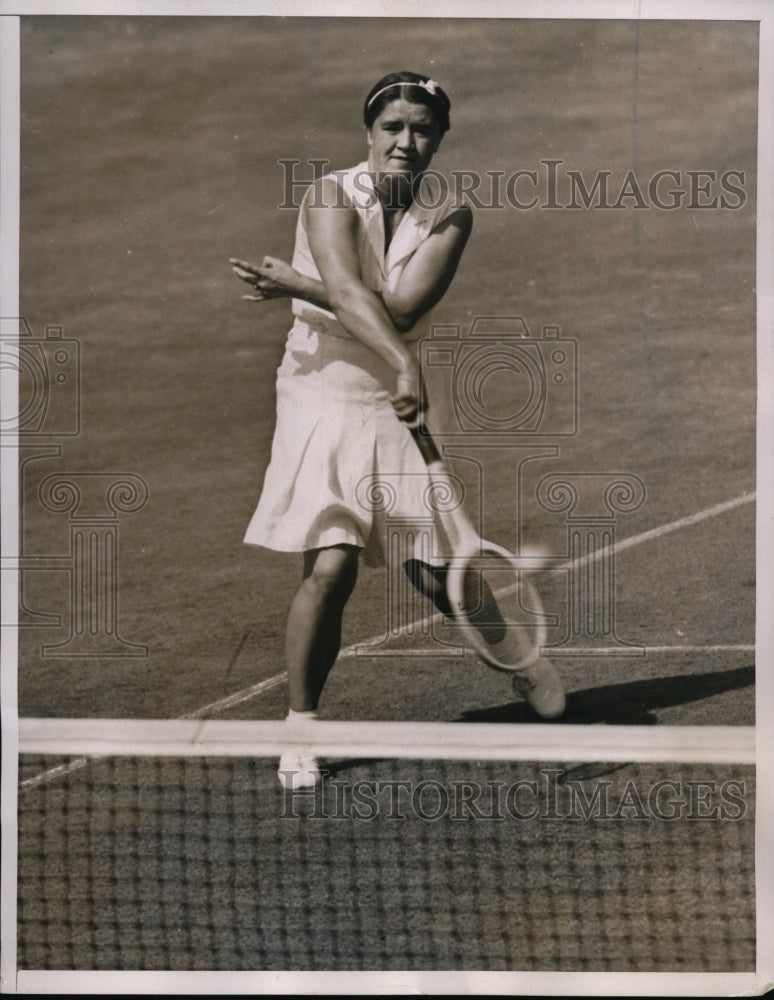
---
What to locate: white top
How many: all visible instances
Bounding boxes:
[290,161,461,336]
[244,162,463,565]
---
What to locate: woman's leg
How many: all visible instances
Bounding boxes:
[403,558,452,617]
[285,544,359,712]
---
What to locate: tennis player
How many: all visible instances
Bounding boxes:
[232,72,564,788]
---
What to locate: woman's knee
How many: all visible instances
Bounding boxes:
[304,546,359,602]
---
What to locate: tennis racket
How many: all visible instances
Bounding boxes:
[405,418,566,718]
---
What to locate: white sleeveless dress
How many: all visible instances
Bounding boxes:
[243,163,460,567]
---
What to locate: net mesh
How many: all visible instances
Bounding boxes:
[17,753,755,972]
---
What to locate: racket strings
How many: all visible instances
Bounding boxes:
[457,555,541,670]
[402,555,543,672]
[461,567,508,645]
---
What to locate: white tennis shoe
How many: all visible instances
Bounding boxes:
[277,750,321,790]
[278,709,322,789]
[511,658,566,720]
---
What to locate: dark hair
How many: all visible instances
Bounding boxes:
[363,71,451,135]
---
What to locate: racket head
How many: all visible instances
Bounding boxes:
[445,543,548,673]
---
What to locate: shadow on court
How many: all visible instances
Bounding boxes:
[323,756,395,777]
[458,664,755,726]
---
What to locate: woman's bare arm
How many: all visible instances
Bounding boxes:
[231,201,472,334]
[380,205,472,332]
[303,176,417,374]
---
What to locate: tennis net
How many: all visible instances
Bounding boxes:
[16,719,756,973]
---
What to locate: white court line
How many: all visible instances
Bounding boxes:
[633,645,754,654]
[181,673,288,719]
[346,644,754,657]
[198,490,756,716]
[611,490,755,554]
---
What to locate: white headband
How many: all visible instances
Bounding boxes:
[366,78,441,109]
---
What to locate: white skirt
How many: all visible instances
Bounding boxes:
[244,317,450,568]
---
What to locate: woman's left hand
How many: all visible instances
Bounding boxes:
[230,255,300,301]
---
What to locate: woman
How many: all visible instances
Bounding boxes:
[232,72,562,788]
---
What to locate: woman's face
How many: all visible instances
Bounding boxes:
[366,98,442,181]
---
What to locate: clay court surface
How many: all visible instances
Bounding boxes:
[15,16,756,727]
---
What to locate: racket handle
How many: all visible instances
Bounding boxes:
[406,420,442,466]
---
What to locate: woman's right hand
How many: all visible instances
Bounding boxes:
[390,362,427,424]
[230,255,300,301]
